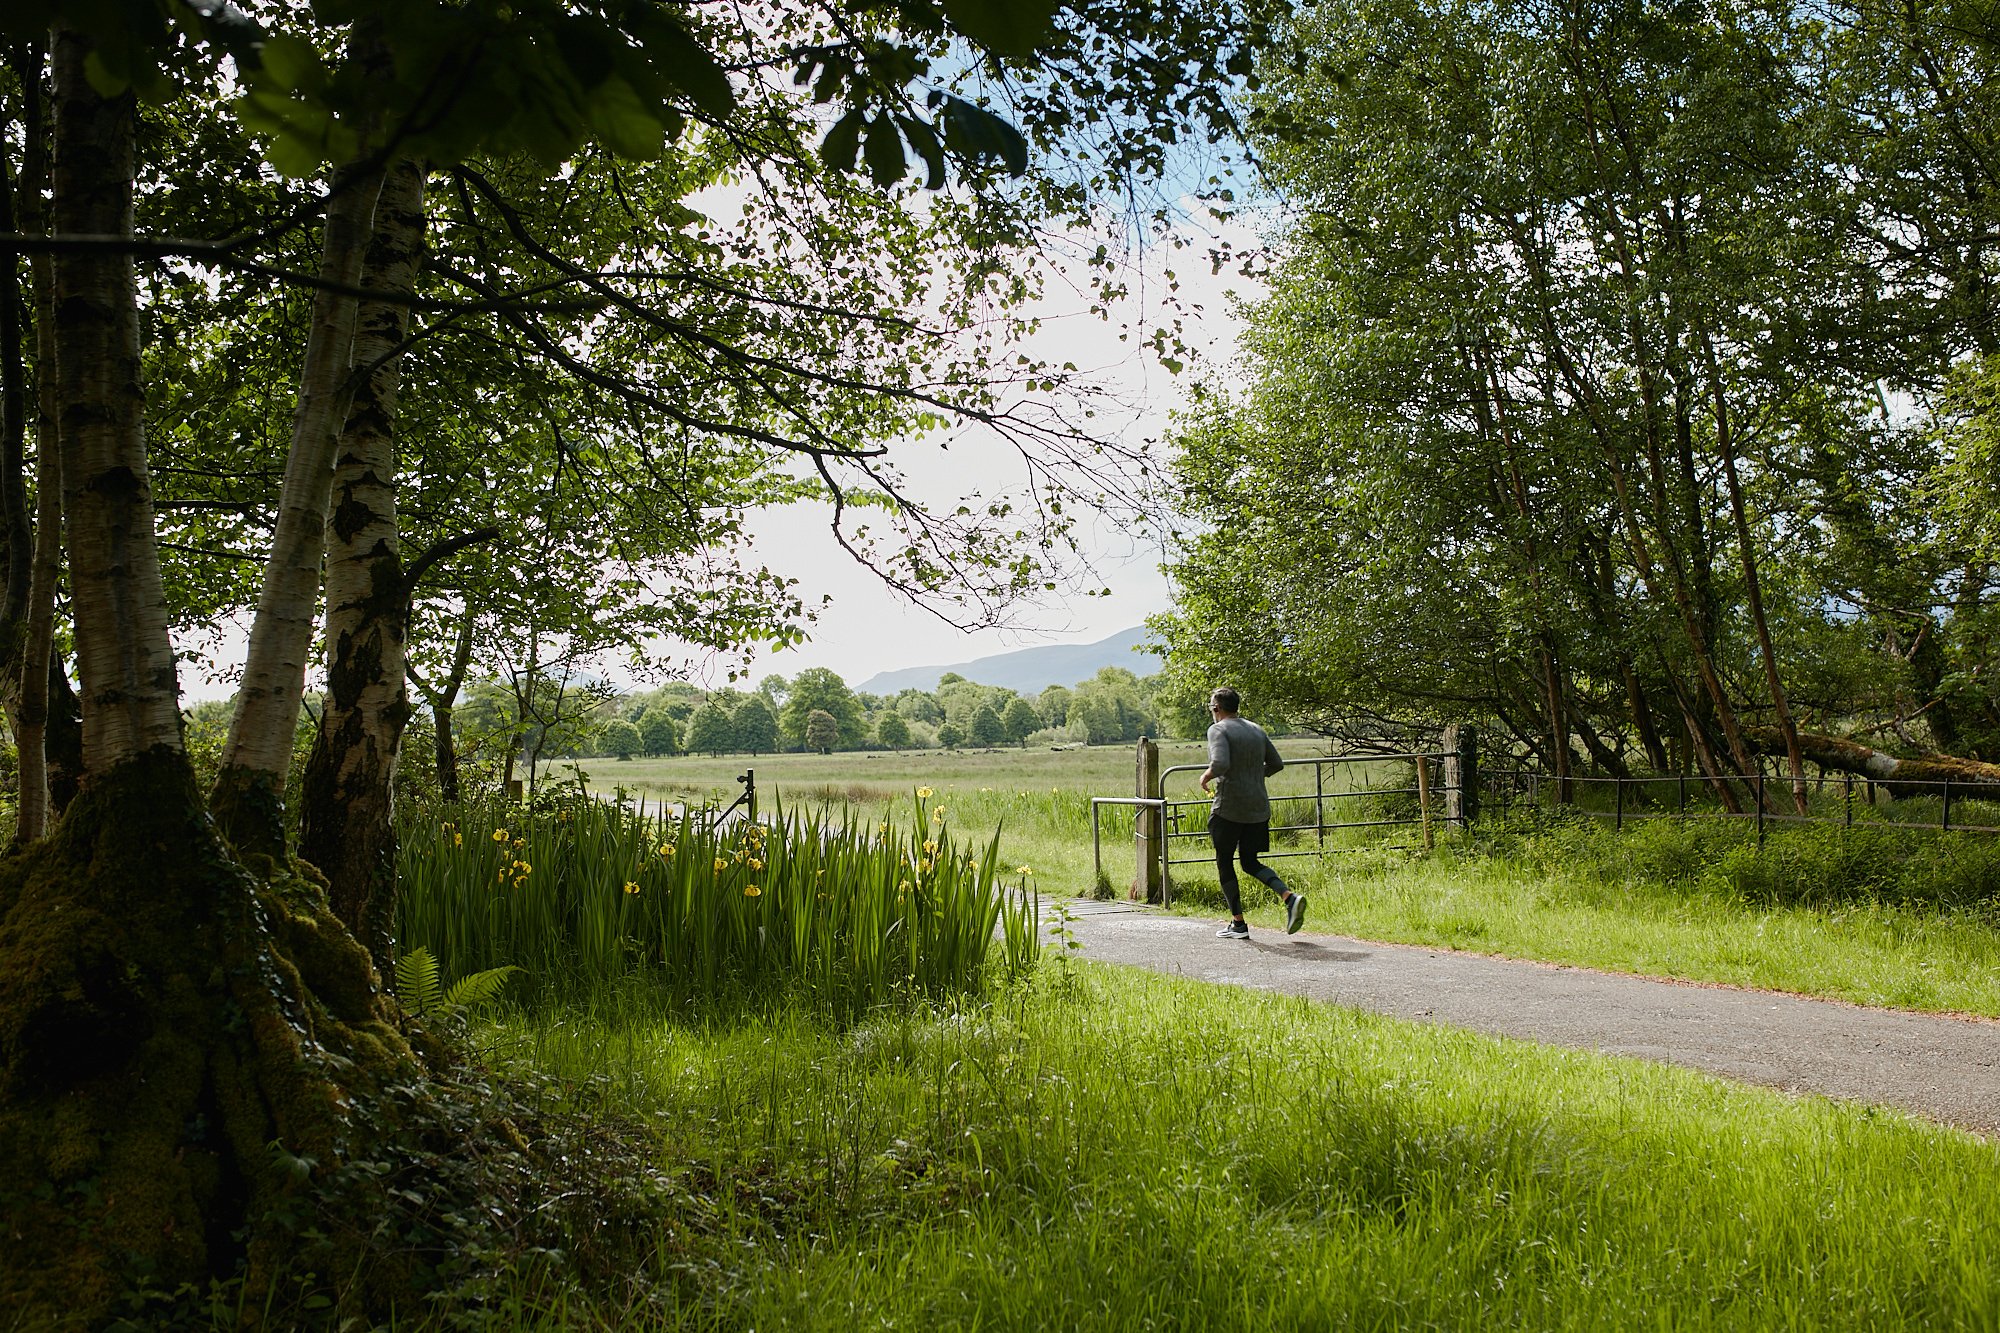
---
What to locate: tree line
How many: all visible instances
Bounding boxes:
[1160,0,2000,812]
[402,662,1183,769]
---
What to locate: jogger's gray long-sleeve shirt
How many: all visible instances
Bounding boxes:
[1206,716,1285,823]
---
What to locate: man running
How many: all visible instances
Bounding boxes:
[1200,686,1307,940]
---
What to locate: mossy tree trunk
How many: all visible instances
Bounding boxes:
[0,29,412,1325]
[299,158,424,970]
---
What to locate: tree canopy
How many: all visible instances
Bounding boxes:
[1158,0,2000,804]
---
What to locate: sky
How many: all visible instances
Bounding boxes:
[175,202,1267,703]
[718,210,1264,692]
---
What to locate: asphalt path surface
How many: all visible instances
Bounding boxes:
[1057,900,2000,1137]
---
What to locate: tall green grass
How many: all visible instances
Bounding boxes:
[398,789,1038,1015]
[469,963,2000,1330]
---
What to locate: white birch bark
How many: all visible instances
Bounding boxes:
[299,157,423,953]
[50,26,182,769]
[214,158,383,833]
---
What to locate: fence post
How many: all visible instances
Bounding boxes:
[1092,802,1103,890]
[1843,774,1853,828]
[1942,778,1952,832]
[1443,725,1479,827]
[1415,756,1435,851]
[1315,759,1326,847]
[1757,774,1766,845]
[1132,738,1162,903]
[1615,775,1625,831]
[1678,771,1686,815]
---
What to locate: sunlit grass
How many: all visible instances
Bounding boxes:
[397,789,1038,1015]
[522,746,2000,1015]
[468,962,2000,1329]
[1171,827,2000,1016]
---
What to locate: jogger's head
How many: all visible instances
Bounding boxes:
[1208,686,1242,717]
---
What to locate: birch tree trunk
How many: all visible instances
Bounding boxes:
[0,39,416,1322]
[0,144,34,772]
[47,32,180,765]
[411,601,478,801]
[10,40,82,839]
[298,157,424,967]
[212,158,384,853]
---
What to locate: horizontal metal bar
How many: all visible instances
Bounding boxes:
[1533,806,2000,835]
[1168,843,1421,866]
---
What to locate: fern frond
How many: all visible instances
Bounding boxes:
[442,965,522,1013]
[394,946,445,1017]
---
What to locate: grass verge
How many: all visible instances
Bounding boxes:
[468,961,2000,1329]
[1171,817,2000,1016]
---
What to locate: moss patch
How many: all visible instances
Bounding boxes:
[0,748,412,1324]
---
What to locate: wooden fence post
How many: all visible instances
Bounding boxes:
[1415,756,1435,851]
[1133,737,1162,903]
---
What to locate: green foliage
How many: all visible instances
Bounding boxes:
[398,790,1038,1015]
[596,719,642,761]
[1068,667,1155,744]
[781,668,865,750]
[968,702,1007,747]
[391,946,522,1019]
[734,695,781,755]
[875,711,912,750]
[683,701,736,756]
[1001,696,1041,744]
[1470,813,2000,916]
[635,708,679,757]
[936,721,965,749]
[803,708,841,755]
[1160,0,2000,763]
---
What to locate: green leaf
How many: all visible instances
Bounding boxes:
[863,114,907,186]
[589,75,667,160]
[394,947,444,1018]
[252,32,323,94]
[820,107,866,174]
[442,965,523,1013]
[896,114,947,190]
[631,11,735,117]
[550,13,618,90]
[940,0,1060,58]
[82,48,133,97]
[941,96,1029,176]
[265,130,326,178]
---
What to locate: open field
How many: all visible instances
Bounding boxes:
[476,962,2000,1329]
[539,745,2000,1016]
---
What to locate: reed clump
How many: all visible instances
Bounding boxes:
[398,789,1038,1016]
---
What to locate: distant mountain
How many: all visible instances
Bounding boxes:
[858,626,1157,695]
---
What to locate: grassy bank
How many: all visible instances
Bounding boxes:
[473,962,2000,1329]
[1177,817,2000,1016]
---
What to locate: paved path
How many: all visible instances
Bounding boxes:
[1057,901,2000,1137]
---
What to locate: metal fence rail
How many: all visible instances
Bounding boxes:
[1484,768,2000,840]
[1092,752,1465,906]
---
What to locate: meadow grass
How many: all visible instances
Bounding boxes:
[535,745,2000,1016]
[464,961,2000,1330]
